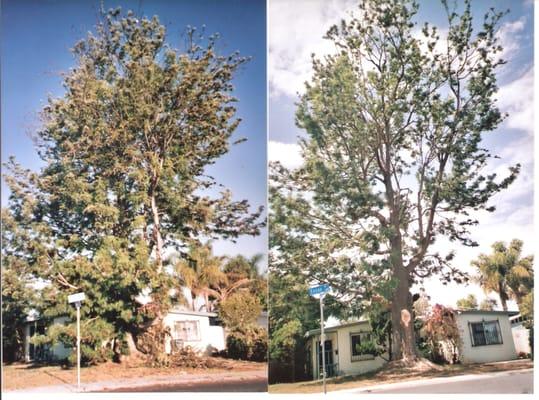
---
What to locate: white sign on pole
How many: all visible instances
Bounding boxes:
[68,292,86,304]
[68,292,85,391]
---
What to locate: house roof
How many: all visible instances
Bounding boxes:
[168,308,218,318]
[305,319,369,337]
[455,309,519,317]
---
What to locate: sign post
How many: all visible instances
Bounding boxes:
[68,292,85,391]
[308,284,330,395]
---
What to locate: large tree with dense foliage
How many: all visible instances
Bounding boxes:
[1,210,41,362]
[2,8,263,362]
[270,0,518,364]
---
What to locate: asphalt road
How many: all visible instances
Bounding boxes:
[97,376,268,392]
[354,369,533,394]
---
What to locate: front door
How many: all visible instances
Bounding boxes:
[28,323,47,361]
[316,339,334,378]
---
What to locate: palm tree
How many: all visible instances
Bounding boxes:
[175,244,227,312]
[203,254,264,306]
[472,239,533,311]
[220,253,267,308]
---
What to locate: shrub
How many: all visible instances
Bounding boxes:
[218,291,262,329]
[226,325,267,361]
[421,304,461,364]
[354,340,380,356]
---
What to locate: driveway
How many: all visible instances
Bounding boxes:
[339,368,533,394]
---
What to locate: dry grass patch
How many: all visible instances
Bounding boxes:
[2,358,264,391]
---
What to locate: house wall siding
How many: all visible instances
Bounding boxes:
[49,316,71,360]
[24,316,71,362]
[336,322,387,376]
[456,313,517,364]
[310,321,387,379]
[163,313,225,355]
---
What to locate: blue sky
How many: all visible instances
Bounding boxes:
[268,0,534,309]
[1,0,267,265]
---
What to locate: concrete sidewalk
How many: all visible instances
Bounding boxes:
[332,367,534,395]
[5,368,267,393]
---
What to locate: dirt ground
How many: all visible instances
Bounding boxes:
[2,358,264,391]
[269,359,534,394]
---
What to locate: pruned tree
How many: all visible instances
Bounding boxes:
[2,8,263,362]
[270,0,518,365]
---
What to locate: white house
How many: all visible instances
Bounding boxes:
[509,313,532,356]
[23,308,226,362]
[305,319,388,380]
[23,315,72,362]
[305,309,518,380]
[455,310,517,364]
[163,308,226,355]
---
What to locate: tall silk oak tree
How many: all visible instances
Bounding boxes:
[270,0,519,364]
[3,9,263,360]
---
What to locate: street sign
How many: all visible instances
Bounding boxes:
[309,283,330,395]
[309,284,330,296]
[68,292,86,304]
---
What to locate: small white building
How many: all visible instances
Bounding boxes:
[305,320,388,380]
[23,316,72,362]
[455,310,517,364]
[509,313,532,356]
[304,309,518,379]
[163,309,226,355]
[23,308,226,362]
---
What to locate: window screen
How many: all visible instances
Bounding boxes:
[174,320,201,341]
[470,320,502,346]
[351,332,373,359]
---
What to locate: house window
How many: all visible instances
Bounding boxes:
[174,320,201,341]
[469,320,502,346]
[351,332,375,361]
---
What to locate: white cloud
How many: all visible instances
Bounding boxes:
[268,140,303,169]
[496,68,534,135]
[268,0,357,99]
[496,17,526,61]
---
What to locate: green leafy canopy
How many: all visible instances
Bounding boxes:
[2,7,264,362]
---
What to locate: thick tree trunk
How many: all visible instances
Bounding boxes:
[388,228,420,363]
[499,293,508,311]
[497,282,509,311]
[390,269,419,363]
[150,194,164,273]
[117,332,146,364]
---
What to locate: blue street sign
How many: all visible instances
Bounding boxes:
[309,284,330,296]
